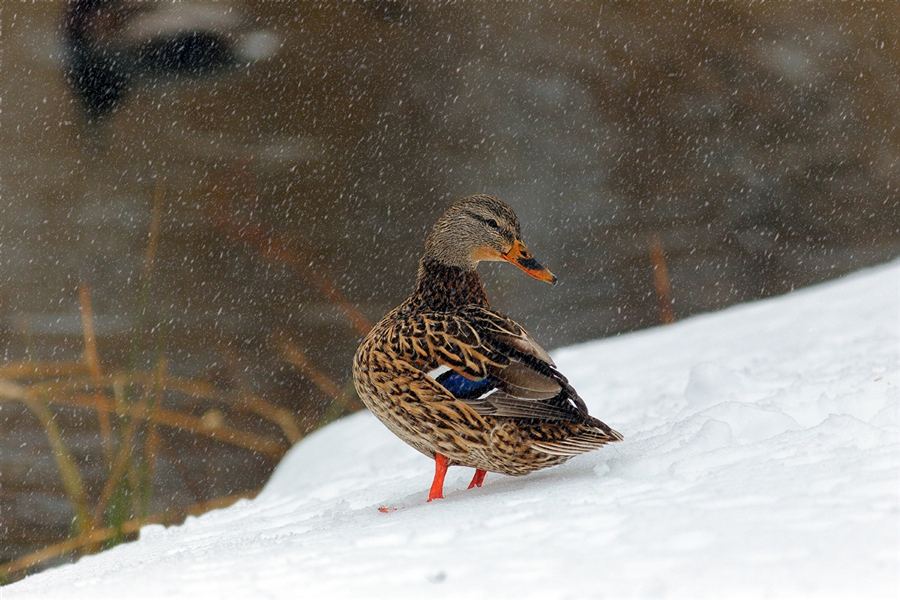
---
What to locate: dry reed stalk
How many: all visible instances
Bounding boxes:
[0,379,26,400]
[91,370,157,524]
[0,488,260,582]
[103,393,285,455]
[205,210,372,337]
[154,376,303,444]
[0,365,287,546]
[0,362,90,379]
[78,284,102,381]
[2,384,289,458]
[649,235,675,325]
[275,334,344,400]
[237,391,303,444]
[274,333,361,423]
[23,373,142,395]
[121,375,292,450]
[145,405,286,457]
[79,282,114,469]
[143,361,167,503]
[129,360,168,521]
[0,179,312,578]
[124,178,164,378]
[19,394,95,535]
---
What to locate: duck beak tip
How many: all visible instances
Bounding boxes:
[503,240,558,285]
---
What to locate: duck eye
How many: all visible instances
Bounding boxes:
[486,218,499,229]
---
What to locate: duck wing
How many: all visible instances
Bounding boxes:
[394,306,598,425]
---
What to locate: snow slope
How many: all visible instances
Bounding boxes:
[7,262,899,599]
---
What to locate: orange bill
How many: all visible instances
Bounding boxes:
[501,239,558,285]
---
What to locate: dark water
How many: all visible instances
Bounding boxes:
[1,0,897,573]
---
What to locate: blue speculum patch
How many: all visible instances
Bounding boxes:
[436,370,494,399]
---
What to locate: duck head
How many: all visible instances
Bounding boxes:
[423,195,557,285]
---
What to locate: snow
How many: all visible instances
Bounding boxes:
[7,262,899,599]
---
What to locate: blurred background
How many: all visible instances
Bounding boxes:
[0,0,897,581]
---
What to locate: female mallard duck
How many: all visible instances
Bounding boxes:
[353,195,622,502]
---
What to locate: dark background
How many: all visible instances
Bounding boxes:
[1,0,897,576]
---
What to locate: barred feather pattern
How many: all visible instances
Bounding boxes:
[352,269,622,477]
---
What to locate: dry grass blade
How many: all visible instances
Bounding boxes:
[0,183,305,581]
[7,386,289,458]
[79,282,114,469]
[78,283,102,380]
[1,220,297,580]
[0,488,260,581]
[206,210,372,337]
[0,362,90,379]
[649,235,675,325]
[142,375,303,445]
[0,373,288,459]
[62,386,287,458]
[0,379,26,400]
[91,370,156,525]
[152,407,286,457]
[143,363,166,504]
[274,332,361,422]
[237,391,303,444]
[20,395,95,535]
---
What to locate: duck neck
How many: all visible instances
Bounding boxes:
[408,258,489,311]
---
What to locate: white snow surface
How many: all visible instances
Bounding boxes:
[7,263,899,599]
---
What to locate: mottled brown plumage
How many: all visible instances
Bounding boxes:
[352,195,622,501]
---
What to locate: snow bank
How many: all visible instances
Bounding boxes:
[7,262,899,599]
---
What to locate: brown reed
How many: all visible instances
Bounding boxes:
[274,331,363,425]
[649,235,676,325]
[0,351,296,582]
[1,176,373,584]
[205,209,372,338]
[0,489,259,582]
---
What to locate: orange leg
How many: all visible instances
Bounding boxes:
[428,453,449,502]
[468,468,487,489]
